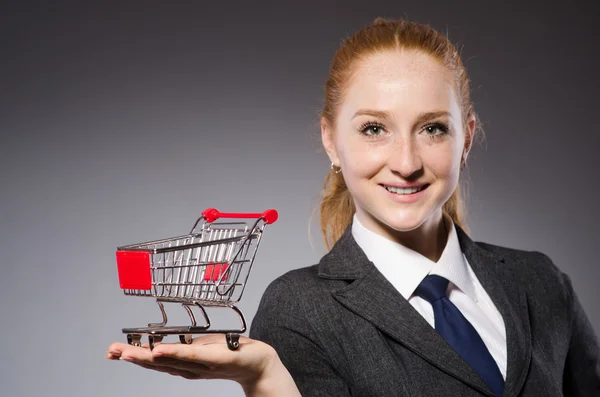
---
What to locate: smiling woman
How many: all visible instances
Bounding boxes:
[321,47,470,258]
[107,17,600,397]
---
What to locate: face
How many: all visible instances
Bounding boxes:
[322,49,474,241]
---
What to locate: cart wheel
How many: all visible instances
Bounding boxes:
[179,334,193,345]
[226,333,240,351]
[148,334,164,351]
[127,334,142,347]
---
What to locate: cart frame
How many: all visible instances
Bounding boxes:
[116,208,278,350]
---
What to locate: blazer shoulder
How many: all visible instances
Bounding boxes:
[250,264,340,345]
[259,264,331,304]
[474,240,569,286]
[475,240,553,262]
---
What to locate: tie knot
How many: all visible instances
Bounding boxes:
[415,274,449,304]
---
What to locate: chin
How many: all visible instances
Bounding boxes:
[373,209,429,234]
[383,218,425,233]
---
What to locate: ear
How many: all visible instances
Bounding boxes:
[462,114,476,163]
[321,117,339,166]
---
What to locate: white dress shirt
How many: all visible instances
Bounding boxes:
[351,214,508,379]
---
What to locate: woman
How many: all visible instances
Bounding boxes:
[107,18,600,396]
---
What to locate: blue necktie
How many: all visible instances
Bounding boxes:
[415,274,504,397]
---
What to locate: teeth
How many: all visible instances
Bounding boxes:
[385,185,424,195]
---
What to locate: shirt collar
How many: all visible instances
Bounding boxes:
[351,214,478,303]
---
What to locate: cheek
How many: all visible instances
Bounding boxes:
[431,152,456,177]
[338,140,387,179]
[426,158,461,199]
[422,140,462,176]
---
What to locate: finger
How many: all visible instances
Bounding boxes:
[107,342,129,358]
[154,334,251,354]
[107,341,151,353]
[148,354,213,370]
[137,361,229,381]
[110,343,212,372]
[106,342,146,360]
[109,344,154,363]
[128,360,200,380]
[117,351,217,376]
[151,339,237,366]
[191,334,252,346]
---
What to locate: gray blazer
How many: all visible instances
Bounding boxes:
[249,225,600,396]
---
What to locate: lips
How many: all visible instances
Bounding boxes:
[381,184,429,195]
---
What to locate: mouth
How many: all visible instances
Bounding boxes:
[381,184,429,195]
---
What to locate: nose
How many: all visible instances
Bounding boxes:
[388,136,423,178]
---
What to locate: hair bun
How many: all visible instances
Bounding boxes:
[372,17,392,26]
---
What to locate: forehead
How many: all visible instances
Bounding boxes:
[342,49,458,116]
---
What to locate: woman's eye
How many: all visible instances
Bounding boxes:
[423,123,449,137]
[367,126,382,135]
[425,126,439,134]
[360,123,385,136]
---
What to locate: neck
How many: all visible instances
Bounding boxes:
[357,211,449,262]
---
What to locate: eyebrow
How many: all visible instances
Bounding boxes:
[352,109,453,125]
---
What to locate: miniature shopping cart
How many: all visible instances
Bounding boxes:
[116,208,278,350]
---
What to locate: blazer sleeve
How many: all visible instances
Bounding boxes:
[562,273,600,396]
[249,276,352,397]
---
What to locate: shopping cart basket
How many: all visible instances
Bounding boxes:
[116,208,278,350]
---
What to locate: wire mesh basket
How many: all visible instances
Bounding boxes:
[115,208,278,350]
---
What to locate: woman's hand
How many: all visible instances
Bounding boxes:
[106,334,301,397]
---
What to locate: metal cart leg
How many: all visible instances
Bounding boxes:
[148,300,168,327]
[186,302,211,332]
[194,302,211,328]
[182,303,198,327]
[230,305,247,333]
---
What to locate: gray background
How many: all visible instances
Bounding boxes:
[1,1,598,396]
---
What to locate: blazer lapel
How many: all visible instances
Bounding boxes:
[456,226,532,397]
[318,227,495,396]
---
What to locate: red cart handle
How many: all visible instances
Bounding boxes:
[201,208,278,224]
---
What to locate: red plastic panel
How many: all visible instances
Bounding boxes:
[204,263,229,282]
[116,250,152,290]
